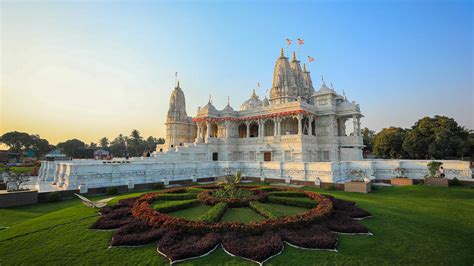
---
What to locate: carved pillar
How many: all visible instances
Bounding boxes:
[273,118,278,136]
[357,117,361,136]
[206,121,211,138]
[260,120,265,137]
[246,121,250,138]
[352,115,357,136]
[277,117,281,136]
[297,114,303,135]
[225,121,230,139]
[308,116,313,136]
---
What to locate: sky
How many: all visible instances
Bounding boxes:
[1,0,473,145]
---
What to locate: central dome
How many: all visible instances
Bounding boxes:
[240,89,263,111]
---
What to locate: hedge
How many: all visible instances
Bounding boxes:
[197,203,228,222]
[153,192,197,200]
[153,199,200,213]
[267,196,317,208]
[268,191,307,198]
[249,201,284,218]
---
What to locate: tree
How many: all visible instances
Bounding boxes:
[145,136,159,152]
[57,139,86,158]
[0,131,33,153]
[361,127,375,156]
[0,131,53,157]
[402,116,469,159]
[129,130,145,156]
[5,172,30,191]
[87,142,98,149]
[99,137,109,149]
[110,134,127,157]
[373,127,407,159]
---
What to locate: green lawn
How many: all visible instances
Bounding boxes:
[262,203,309,217]
[167,204,213,220]
[0,185,473,265]
[220,207,266,223]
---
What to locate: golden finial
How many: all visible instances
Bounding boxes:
[292,51,296,62]
[280,48,284,57]
[303,63,307,72]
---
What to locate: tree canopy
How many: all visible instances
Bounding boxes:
[0,131,53,156]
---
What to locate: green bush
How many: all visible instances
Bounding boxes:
[268,191,306,197]
[154,199,200,213]
[249,201,284,218]
[153,183,165,190]
[426,161,443,178]
[106,187,119,195]
[267,196,317,208]
[153,192,197,200]
[197,203,228,222]
[46,192,61,203]
[449,178,462,186]
[326,185,337,191]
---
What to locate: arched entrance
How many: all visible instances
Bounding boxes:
[238,123,247,138]
[264,120,275,136]
[280,117,298,135]
[249,122,259,138]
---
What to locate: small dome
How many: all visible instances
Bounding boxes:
[317,80,331,93]
[240,89,263,111]
[223,103,234,113]
[201,101,217,113]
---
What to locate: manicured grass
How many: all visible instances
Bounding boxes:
[167,204,213,220]
[220,207,266,223]
[0,185,473,265]
[9,166,36,174]
[263,203,309,217]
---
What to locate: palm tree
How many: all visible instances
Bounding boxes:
[99,137,109,149]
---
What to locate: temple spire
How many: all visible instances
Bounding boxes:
[303,63,307,72]
[292,51,297,62]
[280,48,285,58]
[176,80,180,88]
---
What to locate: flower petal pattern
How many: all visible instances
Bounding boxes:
[89,185,373,264]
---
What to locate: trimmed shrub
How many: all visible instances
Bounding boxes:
[197,189,268,207]
[198,203,228,222]
[280,224,337,250]
[46,191,61,203]
[426,161,443,178]
[106,187,119,195]
[111,219,167,246]
[154,192,197,200]
[222,231,283,263]
[449,177,462,186]
[268,191,307,198]
[158,230,220,262]
[325,212,369,234]
[267,196,317,208]
[249,201,284,218]
[154,199,200,213]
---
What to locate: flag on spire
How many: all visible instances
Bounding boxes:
[286,38,292,45]
[308,56,315,62]
[297,38,304,45]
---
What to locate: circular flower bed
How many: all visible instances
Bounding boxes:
[197,189,268,207]
[90,185,372,264]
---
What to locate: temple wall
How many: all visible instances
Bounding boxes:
[39,159,472,191]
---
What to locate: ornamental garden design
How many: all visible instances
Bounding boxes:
[90,173,372,264]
